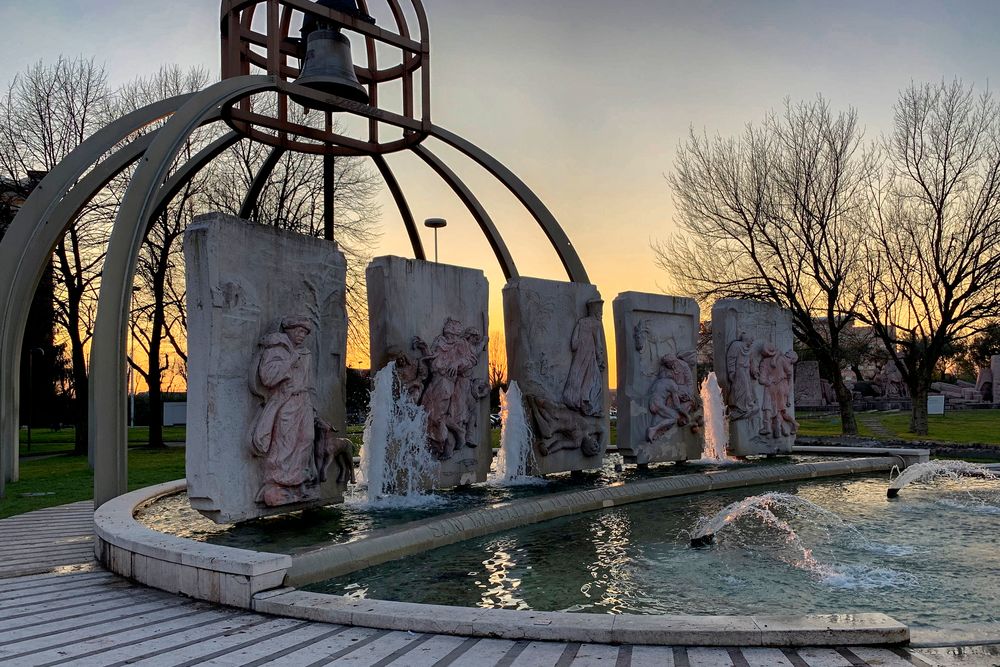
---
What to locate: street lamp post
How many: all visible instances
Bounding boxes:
[424,217,447,262]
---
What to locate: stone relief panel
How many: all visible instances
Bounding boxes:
[993,356,1000,404]
[794,361,823,407]
[614,293,702,465]
[504,277,610,475]
[249,317,353,507]
[712,299,797,456]
[185,213,349,523]
[367,256,490,488]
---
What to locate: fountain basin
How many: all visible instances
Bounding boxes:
[94,454,921,645]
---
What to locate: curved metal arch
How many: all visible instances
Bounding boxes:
[429,125,590,284]
[239,146,285,220]
[411,144,518,281]
[371,154,424,260]
[0,94,194,492]
[152,131,242,221]
[91,76,281,505]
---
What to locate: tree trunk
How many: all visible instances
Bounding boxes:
[833,376,858,435]
[146,309,165,449]
[816,356,857,435]
[909,379,929,436]
[69,330,88,455]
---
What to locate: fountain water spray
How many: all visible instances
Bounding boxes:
[887,460,998,498]
[357,362,438,503]
[699,372,733,462]
[688,492,912,588]
[491,382,542,485]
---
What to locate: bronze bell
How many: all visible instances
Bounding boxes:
[294,0,374,107]
[295,29,369,106]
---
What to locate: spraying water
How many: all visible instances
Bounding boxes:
[699,372,733,462]
[491,382,544,485]
[887,460,998,498]
[356,362,439,505]
[689,492,915,589]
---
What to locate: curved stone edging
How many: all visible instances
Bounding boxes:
[253,588,907,647]
[287,457,899,586]
[95,455,918,645]
[94,480,291,607]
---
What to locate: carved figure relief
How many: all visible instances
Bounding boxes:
[249,316,345,507]
[645,352,703,442]
[874,361,908,398]
[976,366,994,403]
[757,345,799,438]
[562,300,607,418]
[527,395,603,457]
[726,331,758,419]
[407,318,488,461]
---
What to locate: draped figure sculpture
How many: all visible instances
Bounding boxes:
[725,331,757,419]
[249,316,339,507]
[562,300,606,418]
[757,344,799,438]
[413,318,487,460]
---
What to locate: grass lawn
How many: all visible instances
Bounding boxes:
[797,414,875,438]
[873,411,1000,444]
[797,410,1000,445]
[1,447,186,519]
[19,426,187,457]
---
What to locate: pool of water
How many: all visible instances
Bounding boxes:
[304,474,1000,642]
[136,456,819,554]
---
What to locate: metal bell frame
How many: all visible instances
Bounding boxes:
[0,0,590,504]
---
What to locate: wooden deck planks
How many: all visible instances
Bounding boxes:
[0,501,956,667]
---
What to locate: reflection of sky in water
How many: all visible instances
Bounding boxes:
[136,455,816,554]
[308,474,1000,643]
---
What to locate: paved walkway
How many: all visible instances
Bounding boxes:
[0,503,991,666]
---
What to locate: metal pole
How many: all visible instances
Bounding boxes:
[324,153,335,241]
[423,218,446,264]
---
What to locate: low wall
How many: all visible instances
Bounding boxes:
[95,454,920,646]
[93,480,290,608]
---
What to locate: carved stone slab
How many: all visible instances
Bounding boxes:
[367,256,491,488]
[503,277,610,475]
[712,299,797,456]
[185,213,349,523]
[794,361,823,406]
[613,292,702,465]
[993,356,1000,404]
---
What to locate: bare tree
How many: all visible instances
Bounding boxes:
[204,107,382,352]
[0,57,112,454]
[116,66,215,448]
[861,80,1000,435]
[488,330,507,389]
[657,97,874,434]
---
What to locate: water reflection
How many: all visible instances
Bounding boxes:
[307,474,1000,639]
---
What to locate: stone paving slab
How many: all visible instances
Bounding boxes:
[0,499,990,666]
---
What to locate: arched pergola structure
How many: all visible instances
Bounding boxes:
[0,0,590,504]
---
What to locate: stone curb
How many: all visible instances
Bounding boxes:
[95,453,922,645]
[252,588,909,646]
[94,480,291,608]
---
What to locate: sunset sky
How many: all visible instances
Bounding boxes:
[3,0,1000,383]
